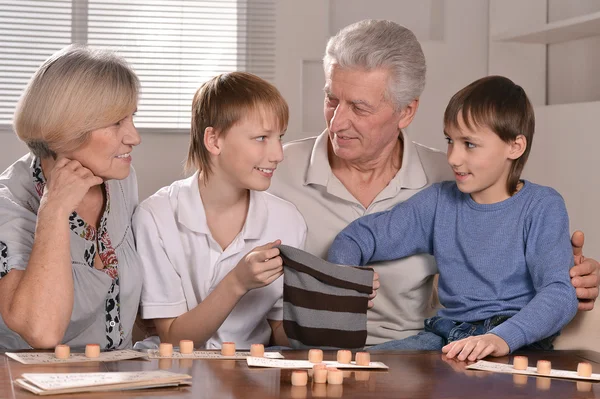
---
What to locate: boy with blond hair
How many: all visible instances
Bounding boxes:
[134,72,306,349]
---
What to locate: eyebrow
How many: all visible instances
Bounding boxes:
[323,88,375,110]
[443,130,480,142]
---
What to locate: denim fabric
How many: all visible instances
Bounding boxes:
[367,331,444,351]
[367,315,557,351]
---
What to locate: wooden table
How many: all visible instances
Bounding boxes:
[1,350,599,398]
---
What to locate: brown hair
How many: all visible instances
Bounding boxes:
[186,72,289,181]
[13,44,139,158]
[444,75,535,195]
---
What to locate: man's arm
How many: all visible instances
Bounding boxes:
[570,231,599,311]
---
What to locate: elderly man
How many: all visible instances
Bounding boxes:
[269,19,599,347]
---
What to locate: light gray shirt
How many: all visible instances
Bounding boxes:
[268,130,454,346]
[0,154,142,350]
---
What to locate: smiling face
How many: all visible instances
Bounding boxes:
[213,108,284,192]
[445,112,521,204]
[65,112,141,181]
[324,65,416,165]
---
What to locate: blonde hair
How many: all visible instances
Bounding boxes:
[187,72,289,181]
[13,44,139,158]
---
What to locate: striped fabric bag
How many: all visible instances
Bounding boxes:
[278,245,374,349]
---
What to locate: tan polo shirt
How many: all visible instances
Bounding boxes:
[269,129,454,345]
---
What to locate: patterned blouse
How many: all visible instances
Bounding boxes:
[0,154,142,350]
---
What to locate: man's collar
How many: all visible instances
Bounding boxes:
[304,129,428,190]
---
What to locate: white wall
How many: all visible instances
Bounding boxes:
[547,0,600,105]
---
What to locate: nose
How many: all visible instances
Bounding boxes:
[123,120,141,146]
[328,103,351,133]
[268,137,284,164]
[447,144,462,167]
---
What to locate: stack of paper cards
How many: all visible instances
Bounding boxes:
[14,370,191,395]
[6,349,147,364]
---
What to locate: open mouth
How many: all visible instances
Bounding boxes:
[255,167,275,176]
[115,153,131,159]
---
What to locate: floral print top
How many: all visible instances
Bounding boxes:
[32,158,123,348]
[0,153,142,350]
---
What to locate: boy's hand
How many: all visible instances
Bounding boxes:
[442,333,509,361]
[231,240,283,293]
[570,231,599,310]
[368,271,379,308]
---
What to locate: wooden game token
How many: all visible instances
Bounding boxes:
[327,369,344,385]
[513,355,528,370]
[85,344,100,358]
[312,363,327,370]
[221,342,236,357]
[54,344,70,359]
[355,352,370,366]
[291,370,308,386]
[313,369,328,384]
[577,362,593,377]
[250,344,264,357]
[536,360,551,375]
[336,349,351,364]
[308,349,323,363]
[159,342,173,357]
[179,340,194,355]
[536,377,551,391]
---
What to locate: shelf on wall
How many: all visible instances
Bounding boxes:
[493,11,600,44]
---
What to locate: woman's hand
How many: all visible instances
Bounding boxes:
[42,157,103,215]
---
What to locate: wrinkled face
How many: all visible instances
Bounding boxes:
[324,65,404,164]
[66,112,141,180]
[445,113,514,204]
[215,109,284,192]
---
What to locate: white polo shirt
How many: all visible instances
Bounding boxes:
[133,172,306,349]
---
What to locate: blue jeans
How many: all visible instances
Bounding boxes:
[367,315,557,351]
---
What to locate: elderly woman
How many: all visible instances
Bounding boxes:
[0,45,142,349]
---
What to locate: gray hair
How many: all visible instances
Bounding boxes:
[323,19,426,110]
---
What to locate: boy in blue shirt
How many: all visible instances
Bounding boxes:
[328,75,578,361]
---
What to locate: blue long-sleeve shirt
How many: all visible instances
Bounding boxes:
[328,181,578,352]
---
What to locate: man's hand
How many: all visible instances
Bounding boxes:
[570,231,599,311]
[442,333,509,361]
